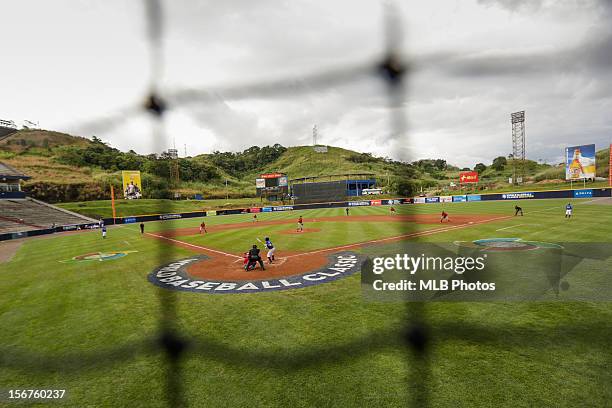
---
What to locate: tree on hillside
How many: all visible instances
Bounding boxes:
[396,179,417,196]
[474,163,487,173]
[491,156,507,171]
[434,159,447,170]
[209,144,287,176]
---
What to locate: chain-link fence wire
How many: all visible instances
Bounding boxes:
[3,1,610,407]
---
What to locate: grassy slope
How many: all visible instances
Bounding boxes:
[246,145,399,179]
[1,200,611,407]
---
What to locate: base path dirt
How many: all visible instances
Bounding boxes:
[280,228,321,235]
[0,240,23,263]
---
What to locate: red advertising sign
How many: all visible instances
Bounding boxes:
[459,171,479,184]
[370,199,382,206]
[249,207,261,213]
[261,173,284,179]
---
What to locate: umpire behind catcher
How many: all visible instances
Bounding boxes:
[248,244,266,271]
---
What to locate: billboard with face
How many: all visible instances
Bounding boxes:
[122,171,142,199]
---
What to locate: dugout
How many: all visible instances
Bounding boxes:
[290,173,376,204]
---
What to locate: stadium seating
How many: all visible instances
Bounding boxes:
[0,198,95,234]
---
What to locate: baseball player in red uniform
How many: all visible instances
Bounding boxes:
[440,211,449,223]
[199,221,207,234]
[297,216,304,232]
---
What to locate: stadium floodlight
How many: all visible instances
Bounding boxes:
[511,111,526,184]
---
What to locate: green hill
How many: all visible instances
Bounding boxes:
[0,129,609,203]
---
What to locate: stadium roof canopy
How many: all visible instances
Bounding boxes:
[0,162,31,181]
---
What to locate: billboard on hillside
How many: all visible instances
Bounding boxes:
[459,171,479,183]
[122,171,142,199]
[565,144,596,180]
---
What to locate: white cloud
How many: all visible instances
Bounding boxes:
[2,0,611,168]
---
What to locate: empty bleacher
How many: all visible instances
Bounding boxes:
[0,198,96,234]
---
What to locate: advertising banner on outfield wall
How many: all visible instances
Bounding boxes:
[414,197,426,204]
[467,195,481,201]
[502,192,535,199]
[573,189,593,198]
[453,195,467,202]
[439,196,452,203]
[425,197,440,203]
[272,206,293,211]
[565,144,596,180]
[370,200,382,206]
[459,171,479,183]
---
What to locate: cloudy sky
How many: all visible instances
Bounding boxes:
[2,0,611,167]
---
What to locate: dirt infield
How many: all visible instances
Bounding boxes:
[147,213,508,284]
[186,251,329,281]
[280,228,321,235]
[155,213,494,238]
[583,197,612,205]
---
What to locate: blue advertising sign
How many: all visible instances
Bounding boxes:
[467,195,481,202]
[123,217,136,224]
[452,195,467,202]
[262,207,273,212]
[425,197,440,203]
[573,189,593,198]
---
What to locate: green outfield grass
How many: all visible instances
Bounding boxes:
[1,199,611,407]
[55,195,386,219]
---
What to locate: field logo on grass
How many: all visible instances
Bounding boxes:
[455,238,562,252]
[148,252,364,294]
[61,250,138,263]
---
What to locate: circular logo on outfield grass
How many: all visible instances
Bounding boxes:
[61,251,138,263]
[148,252,363,294]
[455,238,563,252]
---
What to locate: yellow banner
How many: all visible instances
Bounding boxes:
[121,171,143,199]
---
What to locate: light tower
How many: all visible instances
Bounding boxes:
[313,125,318,146]
[511,111,526,184]
[167,148,180,188]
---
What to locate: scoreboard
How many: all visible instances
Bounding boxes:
[256,173,289,201]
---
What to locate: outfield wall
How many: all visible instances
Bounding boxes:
[1,188,610,242]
